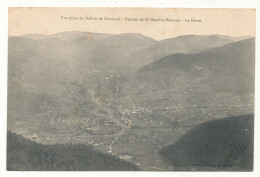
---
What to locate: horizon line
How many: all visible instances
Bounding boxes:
[8,31,253,41]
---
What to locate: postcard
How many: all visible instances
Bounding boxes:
[7,7,255,171]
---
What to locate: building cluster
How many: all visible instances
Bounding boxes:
[118,104,149,116]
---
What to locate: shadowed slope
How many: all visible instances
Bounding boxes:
[160,114,254,171]
[7,131,139,171]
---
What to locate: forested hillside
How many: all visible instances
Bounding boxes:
[7,131,139,171]
[160,114,254,171]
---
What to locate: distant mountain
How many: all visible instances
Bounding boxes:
[140,38,255,94]
[95,38,254,109]
[75,33,157,69]
[8,32,157,96]
[9,31,156,73]
[14,33,245,71]
[159,114,254,171]
[21,31,113,41]
[7,131,139,171]
[212,34,251,42]
[124,35,242,68]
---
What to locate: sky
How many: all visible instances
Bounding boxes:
[9,8,255,40]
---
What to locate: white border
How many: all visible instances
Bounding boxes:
[1,1,259,177]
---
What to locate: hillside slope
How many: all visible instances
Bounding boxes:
[125,35,247,68]
[160,114,254,171]
[7,131,139,171]
[96,38,254,109]
[140,38,255,94]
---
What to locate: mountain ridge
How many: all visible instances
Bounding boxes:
[124,34,248,69]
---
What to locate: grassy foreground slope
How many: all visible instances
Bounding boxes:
[7,131,139,171]
[160,114,254,171]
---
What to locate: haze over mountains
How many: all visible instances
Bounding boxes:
[22,31,112,41]
[8,31,254,170]
[125,34,242,68]
[139,38,255,95]
[96,38,254,109]
[8,32,252,89]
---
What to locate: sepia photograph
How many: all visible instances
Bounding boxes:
[6,7,255,171]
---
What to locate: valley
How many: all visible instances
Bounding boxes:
[7,32,255,170]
